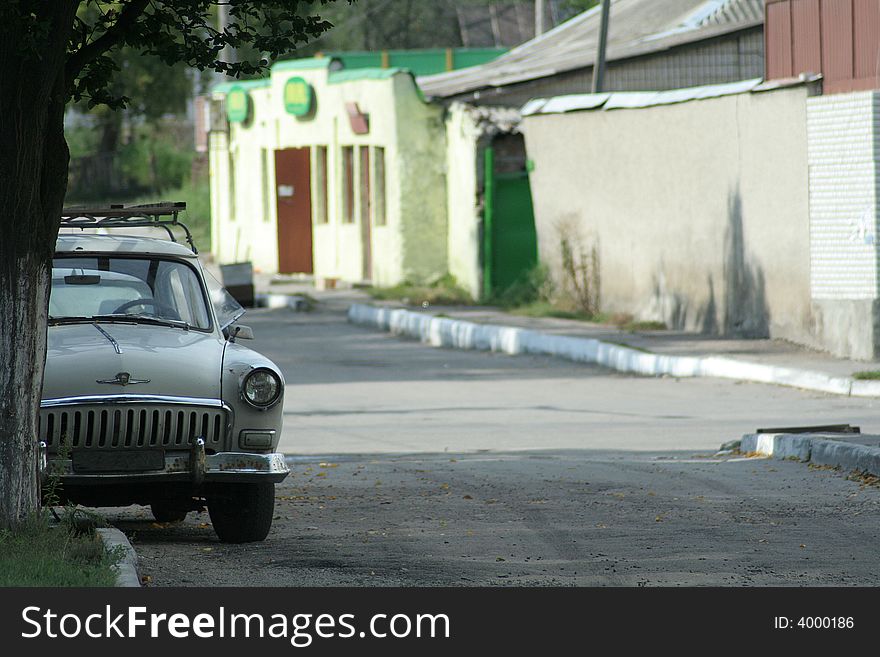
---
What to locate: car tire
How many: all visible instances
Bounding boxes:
[150,502,188,523]
[207,482,275,543]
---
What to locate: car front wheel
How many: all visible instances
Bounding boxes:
[206,482,275,543]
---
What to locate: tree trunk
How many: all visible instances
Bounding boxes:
[0,2,78,529]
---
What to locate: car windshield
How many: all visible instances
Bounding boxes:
[49,256,212,330]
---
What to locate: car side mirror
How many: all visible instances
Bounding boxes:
[224,324,255,341]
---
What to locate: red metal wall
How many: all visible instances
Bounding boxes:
[765,0,880,93]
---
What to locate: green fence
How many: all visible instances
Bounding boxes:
[325,48,506,77]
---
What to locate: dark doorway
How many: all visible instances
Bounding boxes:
[274,148,314,274]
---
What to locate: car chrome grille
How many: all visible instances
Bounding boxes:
[39,403,230,452]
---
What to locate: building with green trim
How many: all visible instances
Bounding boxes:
[209,57,449,287]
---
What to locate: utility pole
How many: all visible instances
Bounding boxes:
[591,0,611,93]
[535,0,546,37]
[218,3,235,74]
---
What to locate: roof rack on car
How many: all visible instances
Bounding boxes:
[59,201,199,254]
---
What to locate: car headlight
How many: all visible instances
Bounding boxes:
[242,368,282,409]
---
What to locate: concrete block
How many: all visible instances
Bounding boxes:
[810,439,880,476]
[96,528,140,587]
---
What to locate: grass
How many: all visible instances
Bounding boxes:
[367,265,669,333]
[509,300,598,322]
[367,274,474,307]
[853,370,880,380]
[508,302,667,331]
[0,512,120,587]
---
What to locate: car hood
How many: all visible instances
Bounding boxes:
[43,323,225,400]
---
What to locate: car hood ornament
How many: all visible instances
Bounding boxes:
[96,371,151,386]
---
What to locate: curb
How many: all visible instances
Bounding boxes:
[347,303,873,398]
[256,293,309,310]
[97,528,141,588]
[740,433,880,477]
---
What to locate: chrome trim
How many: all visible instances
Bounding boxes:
[49,451,290,485]
[92,323,122,354]
[96,372,151,386]
[41,395,230,409]
[39,395,235,452]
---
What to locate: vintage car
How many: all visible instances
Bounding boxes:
[40,203,288,543]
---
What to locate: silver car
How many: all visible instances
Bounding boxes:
[41,203,288,543]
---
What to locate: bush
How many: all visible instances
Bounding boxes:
[490,264,553,308]
[368,274,474,306]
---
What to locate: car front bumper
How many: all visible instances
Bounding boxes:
[44,445,290,485]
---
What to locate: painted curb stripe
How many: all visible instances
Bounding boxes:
[347,303,866,398]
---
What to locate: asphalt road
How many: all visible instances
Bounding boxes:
[112,301,880,586]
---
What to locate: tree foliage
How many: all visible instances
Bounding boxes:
[301,0,591,52]
[0,1,341,112]
[0,0,342,531]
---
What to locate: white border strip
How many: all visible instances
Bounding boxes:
[348,304,863,397]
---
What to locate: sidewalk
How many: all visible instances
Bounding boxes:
[238,270,880,397]
[342,297,880,399]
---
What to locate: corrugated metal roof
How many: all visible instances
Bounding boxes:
[418,0,765,99]
[699,0,764,25]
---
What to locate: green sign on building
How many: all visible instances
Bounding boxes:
[226,86,251,123]
[284,77,314,116]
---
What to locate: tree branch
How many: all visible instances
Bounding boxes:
[65,0,151,81]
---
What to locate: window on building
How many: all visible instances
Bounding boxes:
[359,146,371,226]
[314,146,329,224]
[374,147,386,226]
[342,146,354,224]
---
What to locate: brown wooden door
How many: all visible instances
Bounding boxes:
[274,148,313,274]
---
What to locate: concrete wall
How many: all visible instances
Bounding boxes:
[393,75,449,285]
[445,103,483,298]
[522,83,819,347]
[210,84,277,271]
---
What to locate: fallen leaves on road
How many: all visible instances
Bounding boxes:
[846,470,880,489]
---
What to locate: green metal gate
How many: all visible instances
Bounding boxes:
[483,147,538,298]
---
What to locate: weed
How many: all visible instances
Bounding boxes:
[368,274,474,307]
